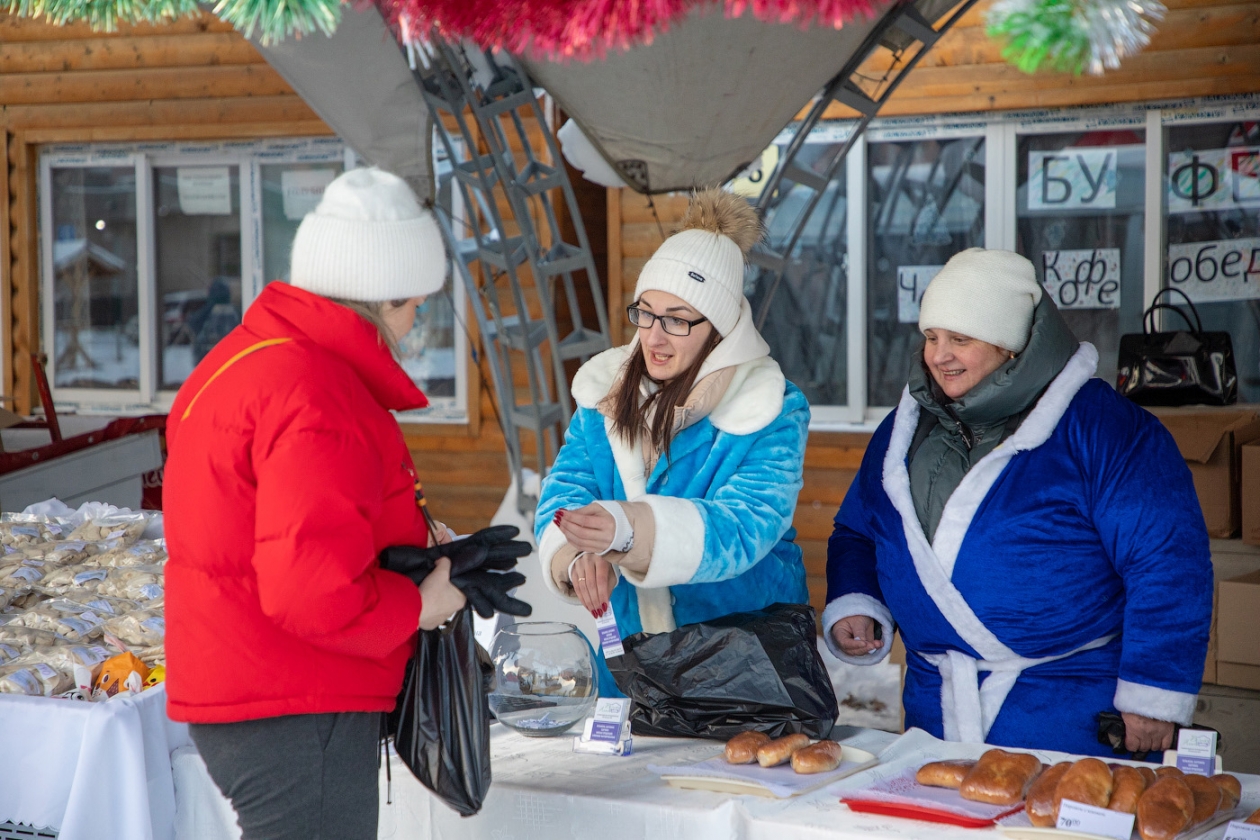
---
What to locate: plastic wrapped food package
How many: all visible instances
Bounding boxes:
[0,517,63,547]
[32,564,107,596]
[0,625,61,649]
[58,591,139,617]
[8,606,106,642]
[0,661,73,695]
[0,560,46,590]
[102,611,164,648]
[93,567,163,602]
[87,540,168,569]
[68,513,150,546]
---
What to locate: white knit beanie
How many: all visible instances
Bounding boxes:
[290,167,446,302]
[918,248,1043,353]
[634,189,762,337]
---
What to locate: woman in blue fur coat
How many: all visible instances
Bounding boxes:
[535,190,809,690]
[825,248,1211,758]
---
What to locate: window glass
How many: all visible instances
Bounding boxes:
[260,163,343,284]
[154,165,242,389]
[867,137,985,406]
[1165,122,1260,403]
[747,140,849,408]
[1016,130,1146,389]
[50,166,140,390]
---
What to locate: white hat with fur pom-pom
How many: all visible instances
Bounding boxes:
[633,189,762,337]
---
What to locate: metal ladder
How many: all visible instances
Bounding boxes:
[751,0,983,327]
[411,39,611,510]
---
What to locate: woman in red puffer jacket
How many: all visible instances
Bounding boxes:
[163,168,466,840]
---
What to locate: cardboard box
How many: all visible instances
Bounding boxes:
[1149,407,1260,538]
[1215,569,1260,691]
[1243,442,1260,547]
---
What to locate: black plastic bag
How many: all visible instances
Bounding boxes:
[1117,288,1237,406]
[606,602,839,741]
[387,606,492,816]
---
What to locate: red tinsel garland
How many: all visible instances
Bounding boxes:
[372,0,880,60]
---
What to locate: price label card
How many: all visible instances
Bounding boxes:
[586,698,630,744]
[1056,799,1135,840]
[1223,821,1260,840]
[1175,728,1217,775]
[595,607,625,658]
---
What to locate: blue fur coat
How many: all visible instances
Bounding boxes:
[824,344,1212,756]
[536,337,810,689]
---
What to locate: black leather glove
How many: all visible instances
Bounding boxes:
[379,525,534,618]
[379,525,533,583]
[451,569,532,618]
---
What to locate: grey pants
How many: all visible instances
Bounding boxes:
[190,712,380,840]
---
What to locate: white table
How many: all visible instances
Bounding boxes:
[378,726,1260,840]
[0,684,190,840]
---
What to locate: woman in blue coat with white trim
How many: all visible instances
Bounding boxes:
[825,248,1212,758]
[535,189,809,690]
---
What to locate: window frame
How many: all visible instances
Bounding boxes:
[789,92,1260,430]
[38,138,470,424]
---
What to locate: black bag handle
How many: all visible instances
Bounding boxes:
[1145,303,1201,336]
[1144,287,1204,335]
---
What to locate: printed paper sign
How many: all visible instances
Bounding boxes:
[1028,148,1120,210]
[1040,248,1121,309]
[281,168,337,221]
[176,166,232,215]
[1168,146,1260,213]
[1175,728,1217,774]
[1057,799,1135,840]
[1167,237,1260,303]
[896,265,942,323]
[1223,820,1260,840]
[594,608,625,658]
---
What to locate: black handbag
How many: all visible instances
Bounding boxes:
[1116,288,1237,407]
[605,603,839,741]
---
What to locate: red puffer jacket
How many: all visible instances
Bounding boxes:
[164,282,428,723]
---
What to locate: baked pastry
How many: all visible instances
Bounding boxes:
[1136,776,1195,840]
[1246,807,1260,825]
[1026,762,1072,826]
[1107,765,1149,814]
[959,749,1043,805]
[915,759,977,789]
[1183,774,1222,827]
[724,731,771,764]
[756,733,809,768]
[1155,766,1185,778]
[1138,766,1158,787]
[791,740,844,774]
[1054,758,1113,818]
[1212,773,1241,810]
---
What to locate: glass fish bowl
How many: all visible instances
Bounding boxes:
[488,621,597,737]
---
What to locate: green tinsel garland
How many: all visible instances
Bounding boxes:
[3,0,340,43]
[986,0,1165,76]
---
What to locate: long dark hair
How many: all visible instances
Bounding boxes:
[610,326,721,458]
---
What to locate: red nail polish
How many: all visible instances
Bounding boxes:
[556,509,566,520]
[590,609,600,618]
[600,602,608,612]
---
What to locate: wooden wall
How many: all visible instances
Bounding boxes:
[820,0,1260,119]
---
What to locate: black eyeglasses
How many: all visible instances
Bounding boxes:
[627,306,709,337]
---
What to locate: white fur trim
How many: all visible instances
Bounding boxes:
[821,593,895,665]
[620,496,705,589]
[708,356,786,435]
[593,500,633,554]
[603,416,648,499]
[1114,679,1197,726]
[537,522,580,604]
[572,345,632,410]
[636,588,677,634]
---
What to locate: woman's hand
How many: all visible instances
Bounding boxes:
[431,520,454,546]
[555,504,617,554]
[417,556,466,630]
[569,553,617,617]
[831,615,883,657]
[1121,712,1175,753]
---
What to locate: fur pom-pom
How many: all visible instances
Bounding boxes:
[680,189,763,256]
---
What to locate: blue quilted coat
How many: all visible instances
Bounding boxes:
[824,343,1212,756]
[536,331,810,691]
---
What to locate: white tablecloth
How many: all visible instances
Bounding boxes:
[379,726,1260,840]
[0,684,191,840]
